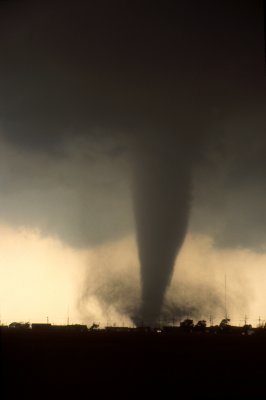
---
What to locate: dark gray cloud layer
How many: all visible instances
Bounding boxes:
[190,110,266,250]
[0,1,265,322]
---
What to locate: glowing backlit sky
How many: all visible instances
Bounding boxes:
[1,224,266,327]
[0,225,86,325]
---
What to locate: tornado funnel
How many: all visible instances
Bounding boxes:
[133,143,191,326]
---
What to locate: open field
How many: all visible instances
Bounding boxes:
[1,329,266,399]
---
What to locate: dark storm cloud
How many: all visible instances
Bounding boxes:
[190,109,266,250]
[0,132,132,246]
[0,1,265,322]
[0,0,263,147]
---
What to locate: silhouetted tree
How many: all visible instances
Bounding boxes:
[89,323,100,330]
[180,319,194,333]
[219,318,231,332]
[242,324,254,335]
[194,320,207,333]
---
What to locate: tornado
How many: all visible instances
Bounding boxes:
[133,138,191,325]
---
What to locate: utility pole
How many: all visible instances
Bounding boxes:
[224,273,228,320]
[158,317,164,329]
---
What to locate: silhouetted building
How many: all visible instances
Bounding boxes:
[51,325,68,332]
[65,324,87,333]
[162,326,180,334]
[0,325,9,331]
[31,323,52,331]
[105,326,135,333]
[9,322,30,329]
[135,326,151,333]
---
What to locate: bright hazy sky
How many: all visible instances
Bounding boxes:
[1,224,266,328]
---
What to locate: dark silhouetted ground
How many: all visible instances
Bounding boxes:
[1,329,266,399]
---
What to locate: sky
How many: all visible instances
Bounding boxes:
[0,0,265,326]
